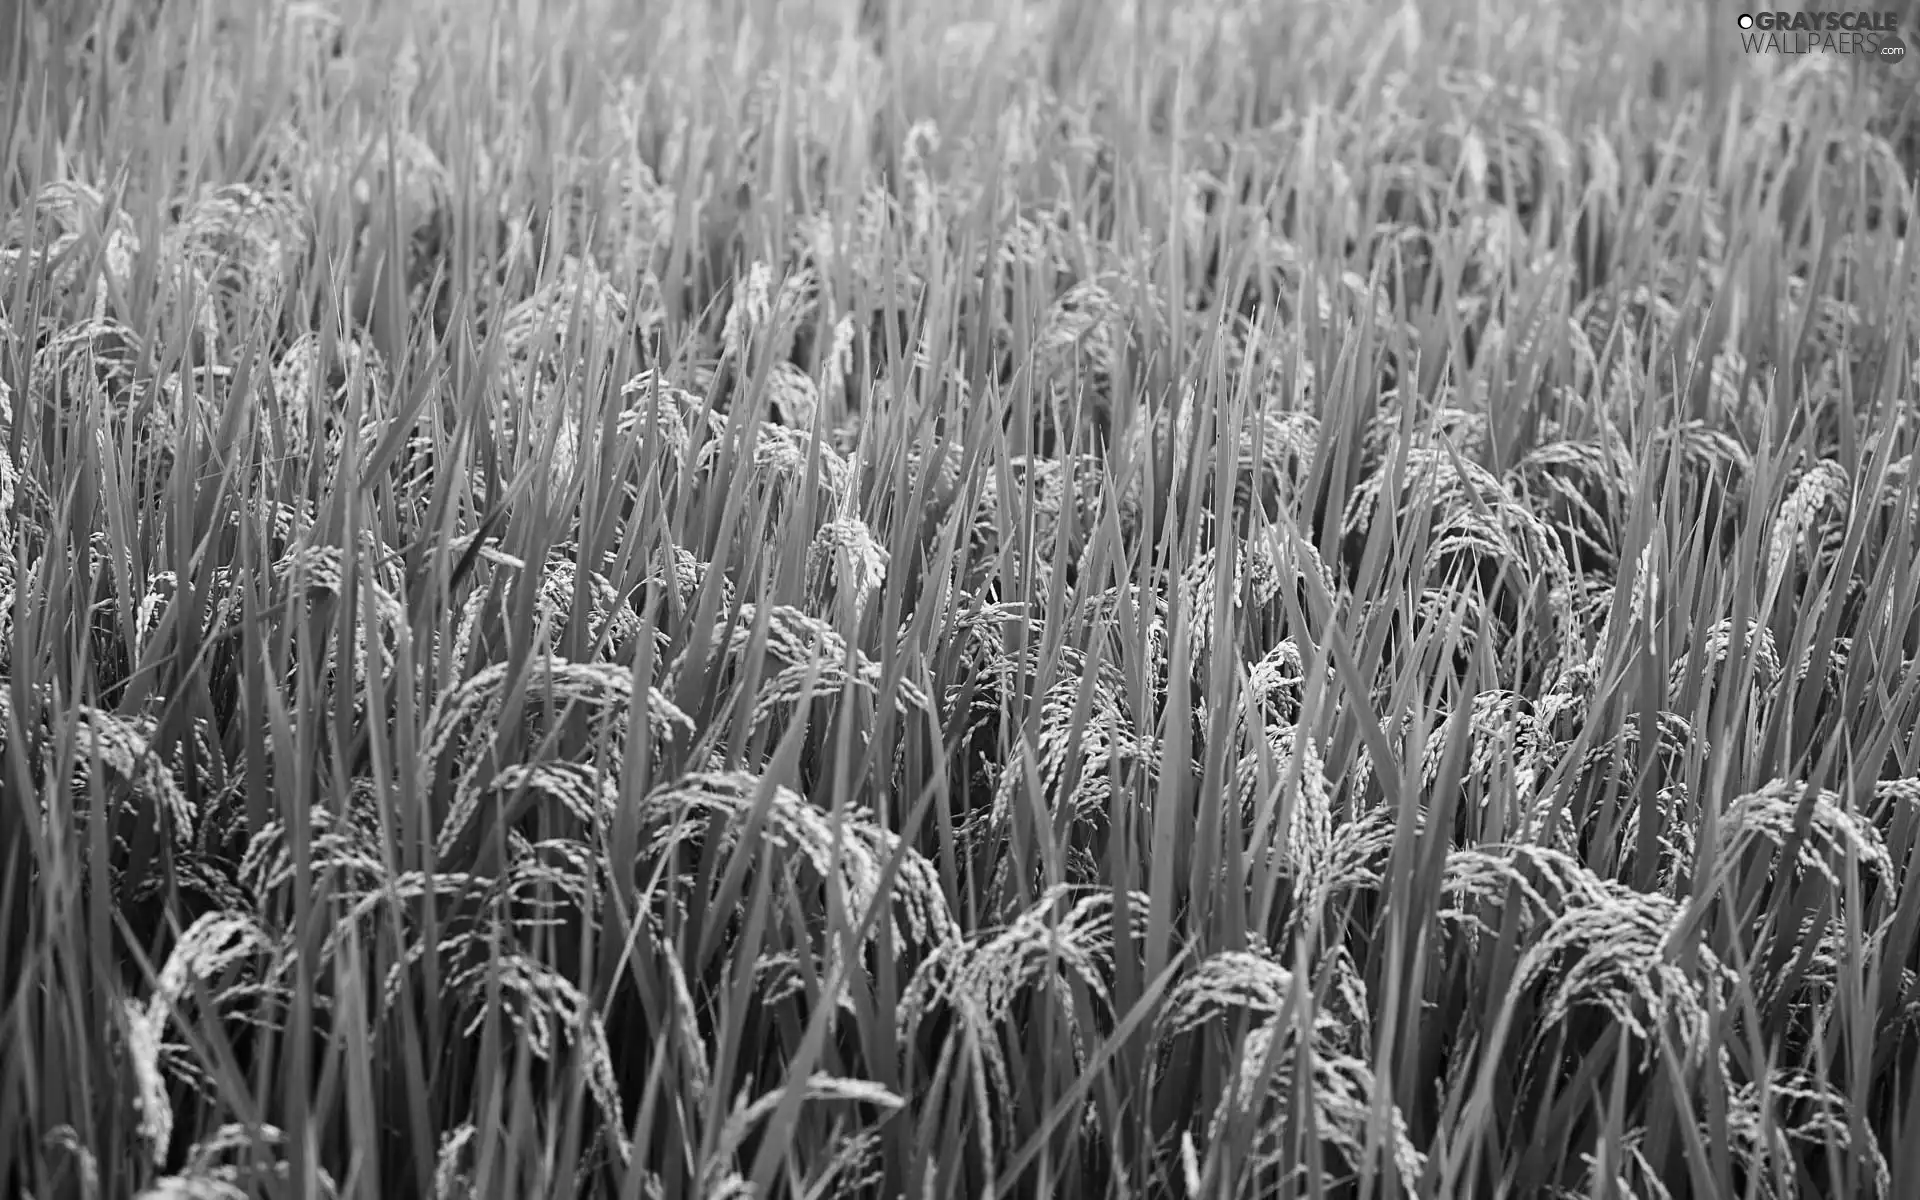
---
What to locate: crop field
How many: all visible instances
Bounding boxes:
[3,0,1920,1196]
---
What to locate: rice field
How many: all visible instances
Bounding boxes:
[3,0,1920,1196]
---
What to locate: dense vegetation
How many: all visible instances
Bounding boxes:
[3,0,1920,1196]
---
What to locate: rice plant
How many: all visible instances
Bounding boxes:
[5,0,1920,1197]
